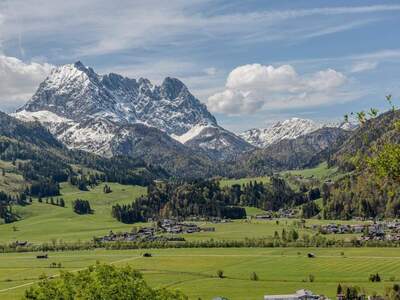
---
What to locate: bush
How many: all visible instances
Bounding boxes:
[369,273,381,282]
[250,272,259,281]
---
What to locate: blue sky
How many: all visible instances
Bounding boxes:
[0,0,399,132]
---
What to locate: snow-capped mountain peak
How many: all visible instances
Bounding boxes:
[18,61,217,134]
[14,61,250,160]
[240,118,321,148]
[240,117,356,148]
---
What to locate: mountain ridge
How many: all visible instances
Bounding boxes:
[14,61,251,165]
[240,117,357,148]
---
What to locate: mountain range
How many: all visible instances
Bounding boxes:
[10,61,359,177]
[239,117,357,148]
[13,62,253,166]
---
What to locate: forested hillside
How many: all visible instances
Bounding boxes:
[0,112,166,223]
[323,109,400,219]
[111,178,310,223]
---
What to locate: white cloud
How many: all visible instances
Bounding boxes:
[204,67,217,76]
[350,61,378,73]
[0,55,53,112]
[208,64,349,114]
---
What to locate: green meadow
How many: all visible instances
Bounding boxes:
[1,247,400,300]
[281,162,343,181]
[0,182,146,243]
[219,176,270,187]
[0,179,369,244]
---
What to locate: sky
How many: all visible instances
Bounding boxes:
[0,0,399,132]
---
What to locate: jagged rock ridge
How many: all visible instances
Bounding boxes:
[13,61,252,175]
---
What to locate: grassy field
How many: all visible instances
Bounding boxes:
[1,247,400,300]
[281,162,342,180]
[219,176,270,187]
[0,178,369,244]
[0,179,371,244]
[0,160,27,196]
[0,182,147,243]
[219,162,340,189]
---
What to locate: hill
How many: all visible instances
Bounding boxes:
[331,109,400,171]
[0,111,168,223]
[228,127,350,177]
[322,109,400,219]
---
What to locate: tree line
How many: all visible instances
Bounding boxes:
[111,178,313,224]
[111,180,247,223]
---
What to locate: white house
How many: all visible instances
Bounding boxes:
[264,289,321,300]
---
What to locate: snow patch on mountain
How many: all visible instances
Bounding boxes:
[12,110,74,126]
[240,117,356,148]
[13,109,116,156]
[171,124,213,144]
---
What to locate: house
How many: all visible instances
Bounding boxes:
[201,227,215,232]
[255,213,272,220]
[14,240,28,247]
[368,224,385,236]
[351,224,364,233]
[264,289,321,300]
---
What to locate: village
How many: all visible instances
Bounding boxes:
[97,219,216,243]
[252,208,298,220]
[311,220,400,241]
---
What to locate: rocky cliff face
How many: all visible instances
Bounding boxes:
[14,61,251,162]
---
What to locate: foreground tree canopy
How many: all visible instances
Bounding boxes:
[24,263,187,300]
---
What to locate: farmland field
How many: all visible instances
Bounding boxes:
[1,247,400,300]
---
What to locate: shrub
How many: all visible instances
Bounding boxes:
[369,273,381,282]
[250,272,259,281]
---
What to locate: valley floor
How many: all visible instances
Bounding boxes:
[1,247,400,300]
[0,180,365,244]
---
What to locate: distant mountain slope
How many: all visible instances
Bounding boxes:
[14,61,249,161]
[0,111,62,149]
[322,110,400,219]
[231,127,351,177]
[331,109,400,171]
[173,124,254,160]
[0,112,167,191]
[240,117,356,148]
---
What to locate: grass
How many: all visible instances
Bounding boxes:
[244,206,267,217]
[281,162,342,181]
[219,176,270,187]
[0,180,372,244]
[178,218,369,241]
[1,247,400,300]
[0,160,27,195]
[0,182,146,243]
